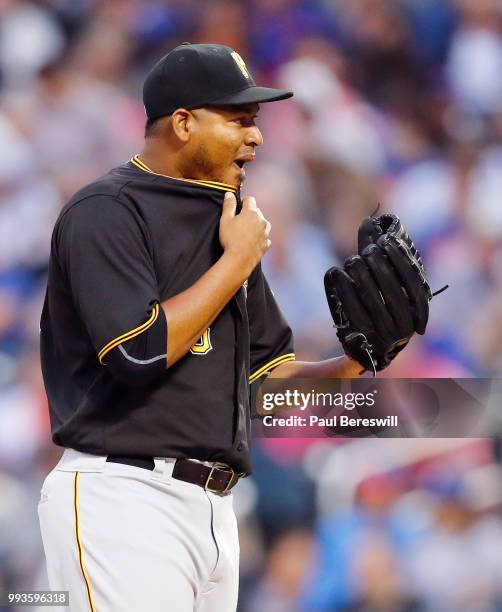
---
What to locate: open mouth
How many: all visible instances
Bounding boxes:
[233,153,255,171]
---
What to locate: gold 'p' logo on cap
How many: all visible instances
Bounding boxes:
[231,52,250,79]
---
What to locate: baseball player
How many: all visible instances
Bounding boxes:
[38,43,432,612]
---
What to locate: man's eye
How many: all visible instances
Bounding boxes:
[233,117,257,126]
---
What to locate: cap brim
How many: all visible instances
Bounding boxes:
[208,86,293,107]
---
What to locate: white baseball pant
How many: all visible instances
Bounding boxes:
[38,449,240,612]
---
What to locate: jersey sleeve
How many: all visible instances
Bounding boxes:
[247,265,295,415]
[56,194,167,383]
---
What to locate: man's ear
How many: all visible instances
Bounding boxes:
[171,109,193,143]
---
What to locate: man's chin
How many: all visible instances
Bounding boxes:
[228,165,245,188]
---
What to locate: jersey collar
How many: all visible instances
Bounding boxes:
[130,155,238,194]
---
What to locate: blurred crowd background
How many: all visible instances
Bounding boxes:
[2,0,502,610]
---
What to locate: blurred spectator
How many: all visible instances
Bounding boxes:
[250,442,316,544]
[344,533,423,611]
[247,0,337,72]
[246,529,314,612]
[333,0,426,112]
[3,60,143,200]
[302,473,424,610]
[410,473,502,611]
[447,0,502,115]
[0,113,59,270]
[0,0,65,88]
[278,54,387,175]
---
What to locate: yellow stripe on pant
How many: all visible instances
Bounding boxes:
[74,472,97,612]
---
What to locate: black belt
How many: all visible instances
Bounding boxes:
[106,455,242,493]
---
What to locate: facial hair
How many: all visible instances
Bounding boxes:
[191,144,220,182]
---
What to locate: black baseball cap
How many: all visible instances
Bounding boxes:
[143,43,293,121]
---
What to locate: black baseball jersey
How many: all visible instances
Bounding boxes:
[40,156,294,474]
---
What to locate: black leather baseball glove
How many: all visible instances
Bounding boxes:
[324,212,446,375]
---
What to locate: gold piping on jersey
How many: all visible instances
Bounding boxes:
[131,155,238,193]
[249,353,296,383]
[74,473,97,612]
[98,303,160,364]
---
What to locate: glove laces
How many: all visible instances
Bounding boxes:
[359,334,377,377]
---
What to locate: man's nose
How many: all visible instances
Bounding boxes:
[245,126,263,147]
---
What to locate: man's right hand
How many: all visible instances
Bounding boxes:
[219,192,271,275]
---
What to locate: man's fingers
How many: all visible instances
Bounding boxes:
[242,196,257,210]
[221,192,237,219]
[265,220,271,236]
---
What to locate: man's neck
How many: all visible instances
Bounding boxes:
[139,141,184,179]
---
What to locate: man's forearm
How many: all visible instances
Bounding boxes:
[161,252,250,366]
[268,355,363,379]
